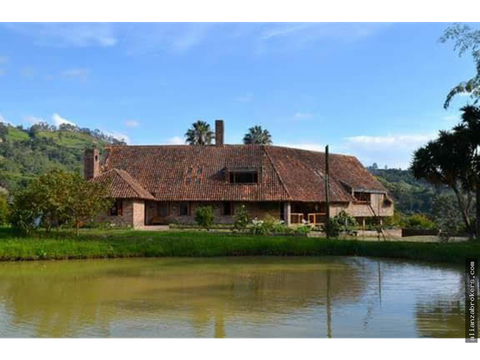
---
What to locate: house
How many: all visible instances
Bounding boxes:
[86,120,393,228]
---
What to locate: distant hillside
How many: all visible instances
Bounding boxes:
[0,122,125,192]
[366,166,450,216]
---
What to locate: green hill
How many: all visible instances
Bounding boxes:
[0,122,125,192]
[366,166,451,217]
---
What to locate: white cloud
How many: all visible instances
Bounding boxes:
[260,23,314,41]
[278,143,325,152]
[172,21,215,51]
[24,116,46,124]
[124,120,140,128]
[293,112,314,120]
[0,113,12,125]
[167,136,185,145]
[279,132,436,169]
[52,113,76,127]
[342,133,436,169]
[262,23,389,43]
[61,68,90,81]
[234,93,254,103]
[104,131,130,144]
[2,23,117,48]
[442,114,460,123]
[0,56,7,64]
[124,23,213,55]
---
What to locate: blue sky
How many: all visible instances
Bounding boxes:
[0,22,476,168]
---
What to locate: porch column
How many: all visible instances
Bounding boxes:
[284,202,291,226]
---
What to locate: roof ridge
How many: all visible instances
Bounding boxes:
[263,146,292,200]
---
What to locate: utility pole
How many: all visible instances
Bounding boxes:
[325,145,330,234]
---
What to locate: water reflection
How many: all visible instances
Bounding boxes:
[0,257,473,338]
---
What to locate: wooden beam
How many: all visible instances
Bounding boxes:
[325,145,331,230]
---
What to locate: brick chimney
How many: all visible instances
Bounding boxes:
[84,148,100,179]
[215,120,224,146]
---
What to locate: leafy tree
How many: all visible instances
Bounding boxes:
[195,206,214,230]
[66,175,112,235]
[185,120,214,145]
[0,193,9,225]
[411,105,480,238]
[403,213,436,229]
[440,23,480,108]
[432,193,465,241]
[0,122,8,141]
[243,126,272,145]
[412,129,474,236]
[10,170,111,235]
[10,188,42,234]
[452,105,480,236]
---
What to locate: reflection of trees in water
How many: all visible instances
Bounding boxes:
[0,258,378,337]
[416,298,465,338]
[415,275,479,338]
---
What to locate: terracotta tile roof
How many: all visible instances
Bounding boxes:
[100,144,387,202]
[265,146,387,202]
[92,168,155,200]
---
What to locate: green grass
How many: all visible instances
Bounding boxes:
[0,228,478,263]
[36,131,103,149]
[5,127,30,141]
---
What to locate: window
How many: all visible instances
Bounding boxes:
[110,200,123,216]
[229,171,258,184]
[179,202,190,216]
[223,202,233,216]
[354,192,371,203]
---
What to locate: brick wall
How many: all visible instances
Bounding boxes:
[330,194,393,218]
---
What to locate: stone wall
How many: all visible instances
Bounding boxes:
[145,201,282,225]
[96,199,145,229]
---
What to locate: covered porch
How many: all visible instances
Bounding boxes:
[285,202,327,226]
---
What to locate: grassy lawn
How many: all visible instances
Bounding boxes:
[0,227,478,264]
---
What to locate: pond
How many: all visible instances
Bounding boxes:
[0,256,473,338]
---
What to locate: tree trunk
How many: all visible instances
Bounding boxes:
[452,186,474,237]
[476,182,480,240]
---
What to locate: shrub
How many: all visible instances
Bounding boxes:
[404,213,435,229]
[294,225,311,234]
[233,205,250,232]
[195,206,214,230]
[323,210,357,238]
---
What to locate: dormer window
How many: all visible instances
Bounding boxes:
[354,192,371,204]
[229,169,258,184]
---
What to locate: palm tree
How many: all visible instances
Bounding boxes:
[243,126,272,145]
[184,120,215,145]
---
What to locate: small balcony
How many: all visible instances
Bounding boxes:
[290,212,326,225]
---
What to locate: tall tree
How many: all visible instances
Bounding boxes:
[453,105,480,236]
[243,126,272,145]
[440,23,480,108]
[185,120,214,145]
[411,129,474,236]
[411,105,480,238]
